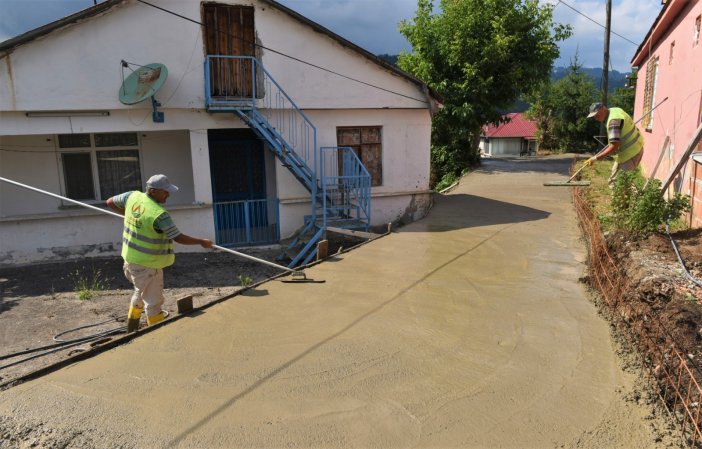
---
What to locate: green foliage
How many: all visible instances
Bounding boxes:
[238,274,253,288]
[70,268,108,301]
[526,56,599,153]
[610,170,691,235]
[607,68,637,116]
[398,0,571,186]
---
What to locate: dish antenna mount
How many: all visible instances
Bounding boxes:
[118,60,168,123]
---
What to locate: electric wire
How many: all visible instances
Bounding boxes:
[134,0,428,104]
[0,319,125,371]
[555,0,640,46]
[665,221,702,288]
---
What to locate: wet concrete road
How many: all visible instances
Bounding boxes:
[0,157,659,448]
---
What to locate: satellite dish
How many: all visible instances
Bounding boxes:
[118,61,168,122]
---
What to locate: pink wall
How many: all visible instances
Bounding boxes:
[632,0,702,227]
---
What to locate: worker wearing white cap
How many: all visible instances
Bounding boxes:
[107,174,213,333]
[584,103,644,185]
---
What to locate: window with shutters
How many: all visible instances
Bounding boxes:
[58,133,142,203]
[669,41,675,65]
[336,127,383,186]
[694,15,701,47]
[642,56,659,131]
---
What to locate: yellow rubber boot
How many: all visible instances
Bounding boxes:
[126,305,143,333]
[146,311,166,326]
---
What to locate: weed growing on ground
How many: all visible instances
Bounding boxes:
[70,268,108,300]
[238,274,253,288]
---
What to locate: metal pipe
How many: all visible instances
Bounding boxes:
[0,176,123,219]
[212,244,295,273]
[0,176,298,274]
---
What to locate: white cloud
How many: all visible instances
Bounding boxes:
[552,0,661,71]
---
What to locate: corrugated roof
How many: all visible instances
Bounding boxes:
[483,113,536,138]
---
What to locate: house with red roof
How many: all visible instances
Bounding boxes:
[480,113,538,157]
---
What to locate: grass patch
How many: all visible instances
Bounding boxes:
[579,159,616,232]
[70,268,108,301]
[579,159,691,234]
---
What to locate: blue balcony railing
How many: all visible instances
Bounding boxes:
[213,198,280,247]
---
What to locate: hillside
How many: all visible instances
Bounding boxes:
[378,54,630,92]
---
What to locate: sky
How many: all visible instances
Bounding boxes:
[0,0,662,73]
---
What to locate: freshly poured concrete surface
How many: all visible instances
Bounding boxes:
[0,158,660,448]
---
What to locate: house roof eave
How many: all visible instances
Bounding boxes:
[0,0,443,108]
[631,0,687,67]
[260,0,443,107]
[0,0,126,56]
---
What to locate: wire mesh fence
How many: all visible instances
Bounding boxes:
[572,177,702,447]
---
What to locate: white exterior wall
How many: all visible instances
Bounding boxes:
[487,138,522,157]
[0,0,433,264]
[0,0,428,113]
[0,207,212,266]
[275,109,433,237]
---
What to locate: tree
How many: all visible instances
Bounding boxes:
[608,69,637,116]
[548,57,600,152]
[398,0,571,188]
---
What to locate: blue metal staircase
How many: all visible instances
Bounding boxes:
[204,55,371,267]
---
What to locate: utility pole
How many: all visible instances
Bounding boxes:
[600,0,612,136]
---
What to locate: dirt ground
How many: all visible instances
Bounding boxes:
[602,228,702,371]
[0,247,280,384]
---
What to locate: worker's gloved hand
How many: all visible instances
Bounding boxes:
[584,156,597,167]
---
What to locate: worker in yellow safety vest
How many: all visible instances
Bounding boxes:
[584,102,645,185]
[107,174,213,333]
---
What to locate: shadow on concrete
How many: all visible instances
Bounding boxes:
[402,194,551,233]
[476,155,584,177]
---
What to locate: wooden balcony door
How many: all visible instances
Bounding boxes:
[203,3,256,98]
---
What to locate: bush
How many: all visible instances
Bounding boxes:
[611,170,691,234]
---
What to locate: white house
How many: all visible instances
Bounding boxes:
[0,0,440,266]
[480,113,538,157]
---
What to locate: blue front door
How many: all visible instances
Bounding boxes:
[208,129,278,245]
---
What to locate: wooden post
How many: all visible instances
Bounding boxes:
[316,239,328,261]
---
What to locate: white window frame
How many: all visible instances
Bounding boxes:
[56,132,144,205]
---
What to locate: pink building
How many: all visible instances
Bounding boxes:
[631,0,702,227]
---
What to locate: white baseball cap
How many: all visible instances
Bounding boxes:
[146,174,179,193]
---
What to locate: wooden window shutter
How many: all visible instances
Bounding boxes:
[642,56,658,130]
[337,126,383,186]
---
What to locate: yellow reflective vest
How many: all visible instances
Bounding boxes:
[607,107,643,164]
[121,191,175,269]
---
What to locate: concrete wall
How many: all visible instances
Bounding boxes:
[632,1,702,226]
[0,207,213,266]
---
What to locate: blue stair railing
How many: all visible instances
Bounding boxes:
[320,146,371,230]
[205,55,370,267]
